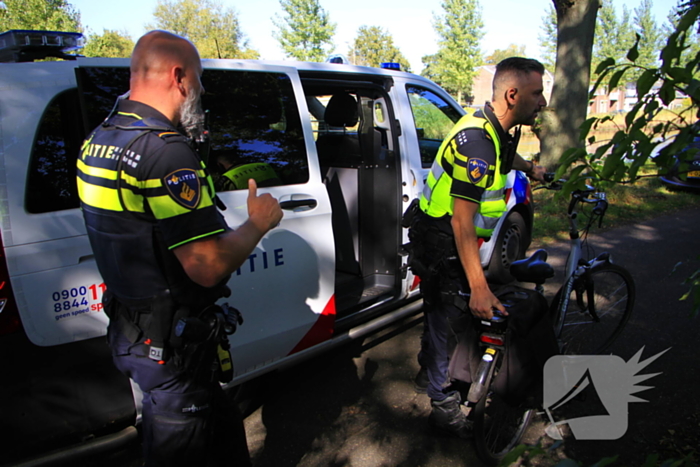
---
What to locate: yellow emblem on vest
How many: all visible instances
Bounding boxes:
[180,184,195,202]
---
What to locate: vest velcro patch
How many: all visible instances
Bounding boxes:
[467,158,488,184]
[164,169,201,209]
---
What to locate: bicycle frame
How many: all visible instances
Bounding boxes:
[555,187,611,330]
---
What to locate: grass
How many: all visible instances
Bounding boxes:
[531,174,700,246]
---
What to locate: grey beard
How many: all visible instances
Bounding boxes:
[179,91,205,141]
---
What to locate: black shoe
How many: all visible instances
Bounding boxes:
[414,367,428,394]
[429,393,474,439]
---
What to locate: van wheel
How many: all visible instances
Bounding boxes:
[487,212,527,284]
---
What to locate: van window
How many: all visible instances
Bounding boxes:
[25,89,84,213]
[76,66,309,194]
[406,85,462,168]
[204,70,309,191]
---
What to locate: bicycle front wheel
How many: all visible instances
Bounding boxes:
[556,263,635,355]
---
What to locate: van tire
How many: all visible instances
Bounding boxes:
[487,211,527,284]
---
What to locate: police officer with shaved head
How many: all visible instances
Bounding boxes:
[409,57,550,438]
[77,30,282,466]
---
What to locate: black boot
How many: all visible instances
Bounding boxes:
[429,392,473,439]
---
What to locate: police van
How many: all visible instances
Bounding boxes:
[0,30,534,465]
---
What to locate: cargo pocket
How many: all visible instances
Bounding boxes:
[148,387,212,466]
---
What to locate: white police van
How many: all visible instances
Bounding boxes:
[0,30,534,465]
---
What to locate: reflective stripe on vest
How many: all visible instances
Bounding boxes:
[420,113,508,238]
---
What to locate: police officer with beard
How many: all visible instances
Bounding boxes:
[77,31,282,466]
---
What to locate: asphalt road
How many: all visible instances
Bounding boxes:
[90,205,700,467]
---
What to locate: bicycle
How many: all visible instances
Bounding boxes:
[464,174,636,465]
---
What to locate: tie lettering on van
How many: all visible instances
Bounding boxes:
[235,248,284,275]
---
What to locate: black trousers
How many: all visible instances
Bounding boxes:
[107,315,251,467]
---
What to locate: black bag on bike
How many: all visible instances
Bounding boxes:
[448,286,558,407]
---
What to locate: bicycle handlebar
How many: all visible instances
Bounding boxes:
[536,173,609,223]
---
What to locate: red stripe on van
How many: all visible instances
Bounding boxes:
[288,295,336,355]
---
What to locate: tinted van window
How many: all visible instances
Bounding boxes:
[77,66,308,192]
[204,70,308,191]
[25,89,85,213]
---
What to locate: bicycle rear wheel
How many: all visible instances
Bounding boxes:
[555,263,635,355]
[472,388,534,465]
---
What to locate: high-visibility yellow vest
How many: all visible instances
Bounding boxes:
[419,112,507,238]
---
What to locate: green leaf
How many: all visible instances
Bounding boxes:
[626,34,640,62]
[579,117,598,141]
[636,69,658,98]
[595,57,616,75]
[592,142,613,163]
[660,32,682,69]
[667,66,691,82]
[677,5,700,36]
[625,102,642,128]
[608,68,628,93]
[659,81,676,105]
[589,68,612,99]
[558,147,584,167]
[602,147,624,179]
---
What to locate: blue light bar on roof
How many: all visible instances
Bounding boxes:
[380,62,401,71]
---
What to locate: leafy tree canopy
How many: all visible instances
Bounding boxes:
[81,29,133,58]
[483,44,526,65]
[560,3,700,315]
[272,0,335,62]
[147,0,258,59]
[348,25,411,72]
[0,0,81,32]
[427,0,484,105]
[592,0,635,88]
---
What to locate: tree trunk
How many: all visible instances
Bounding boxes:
[539,0,599,170]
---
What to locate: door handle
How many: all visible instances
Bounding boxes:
[279,199,318,211]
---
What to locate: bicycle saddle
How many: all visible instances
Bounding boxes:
[510,249,554,284]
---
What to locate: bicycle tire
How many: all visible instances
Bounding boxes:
[471,353,534,465]
[553,263,635,355]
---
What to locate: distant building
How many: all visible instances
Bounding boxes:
[588,82,686,115]
[468,65,554,107]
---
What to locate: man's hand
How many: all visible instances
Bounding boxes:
[247,178,283,234]
[469,286,506,319]
[529,164,546,183]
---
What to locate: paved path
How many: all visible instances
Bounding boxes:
[243,206,700,467]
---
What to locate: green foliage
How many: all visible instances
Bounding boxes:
[0,0,81,32]
[592,0,636,88]
[537,2,557,72]
[147,0,258,59]
[427,0,484,104]
[559,4,700,317]
[484,43,526,65]
[272,0,336,62]
[81,29,133,58]
[348,25,411,72]
[629,0,665,81]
